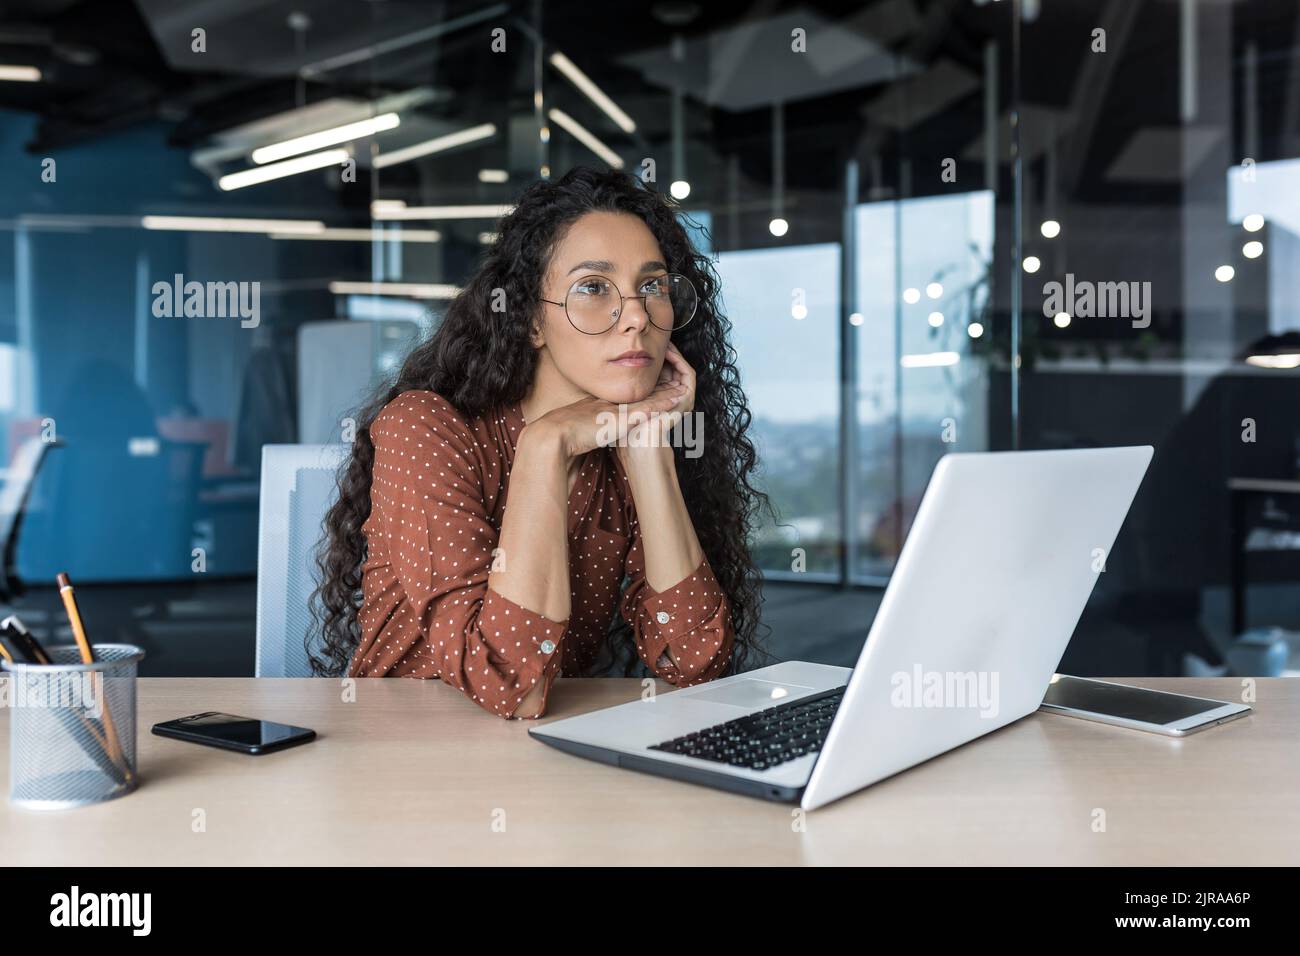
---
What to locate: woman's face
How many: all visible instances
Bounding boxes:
[533,210,673,405]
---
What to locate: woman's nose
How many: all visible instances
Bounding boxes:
[617,294,650,333]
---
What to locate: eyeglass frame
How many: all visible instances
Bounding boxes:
[539,272,699,335]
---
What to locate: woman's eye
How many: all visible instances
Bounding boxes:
[575,279,611,296]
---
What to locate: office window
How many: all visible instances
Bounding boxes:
[853,191,994,578]
[719,243,841,575]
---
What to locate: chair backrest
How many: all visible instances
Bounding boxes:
[256,444,347,677]
[20,436,204,582]
[297,319,419,444]
[0,437,56,600]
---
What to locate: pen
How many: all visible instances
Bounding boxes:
[4,614,107,747]
[1,614,52,664]
[56,574,133,783]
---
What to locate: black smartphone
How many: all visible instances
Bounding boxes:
[152,712,316,754]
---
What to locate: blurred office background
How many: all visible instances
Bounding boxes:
[0,0,1297,677]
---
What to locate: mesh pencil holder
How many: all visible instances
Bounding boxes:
[2,644,145,810]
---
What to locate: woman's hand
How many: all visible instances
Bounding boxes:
[620,343,696,463]
[657,342,695,416]
[529,385,685,461]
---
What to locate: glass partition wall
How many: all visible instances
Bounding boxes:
[1018,0,1300,674]
[1,0,1296,676]
[362,1,1019,585]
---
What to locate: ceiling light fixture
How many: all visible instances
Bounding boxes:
[370,203,513,221]
[329,281,460,299]
[251,113,400,165]
[548,51,637,133]
[217,149,350,191]
[0,65,41,82]
[269,227,441,243]
[546,109,623,168]
[141,216,325,234]
[901,351,961,368]
[372,123,496,169]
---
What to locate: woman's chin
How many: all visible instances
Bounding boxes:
[592,373,657,405]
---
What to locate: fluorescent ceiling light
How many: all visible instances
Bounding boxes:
[329,281,460,299]
[370,202,513,221]
[218,149,350,191]
[546,108,623,168]
[141,216,325,235]
[373,123,496,169]
[900,351,961,368]
[270,227,441,243]
[478,168,509,183]
[548,52,636,133]
[0,65,41,82]
[18,213,148,230]
[251,113,400,165]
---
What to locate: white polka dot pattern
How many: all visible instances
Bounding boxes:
[347,390,735,719]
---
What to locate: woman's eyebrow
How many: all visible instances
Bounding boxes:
[566,258,668,275]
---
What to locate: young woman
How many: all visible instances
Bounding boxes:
[312,166,770,718]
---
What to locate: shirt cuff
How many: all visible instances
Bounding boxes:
[478,586,568,697]
[635,558,726,674]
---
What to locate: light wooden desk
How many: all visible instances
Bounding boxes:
[1,676,1296,865]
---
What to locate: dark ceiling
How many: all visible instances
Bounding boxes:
[0,0,1297,207]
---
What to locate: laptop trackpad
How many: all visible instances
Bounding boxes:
[680,678,817,709]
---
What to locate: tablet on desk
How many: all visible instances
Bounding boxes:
[1040,676,1252,737]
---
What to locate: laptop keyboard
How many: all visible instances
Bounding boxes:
[648,685,847,771]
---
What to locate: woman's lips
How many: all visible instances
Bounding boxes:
[609,351,652,367]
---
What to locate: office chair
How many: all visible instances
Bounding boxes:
[256,444,347,677]
[0,437,58,602]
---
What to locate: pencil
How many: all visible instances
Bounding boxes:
[57,573,133,782]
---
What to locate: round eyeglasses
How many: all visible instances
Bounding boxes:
[541,273,698,335]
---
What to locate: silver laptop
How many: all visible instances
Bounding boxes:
[529,445,1153,811]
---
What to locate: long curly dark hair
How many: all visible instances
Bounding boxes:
[309,165,773,679]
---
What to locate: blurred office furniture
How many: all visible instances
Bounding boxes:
[0,437,57,601]
[234,326,296,472]
[297,319,420,444]
[14,360,206,582]
[5,417,51,464]
[1225,627,1291,675]
[156,416,237,477]
[1079,366,1300,673]
[256,444,346,678]
[1228,477,1300,634]
[18,435,205,582]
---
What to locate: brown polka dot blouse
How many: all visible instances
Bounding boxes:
[348,390,735,718]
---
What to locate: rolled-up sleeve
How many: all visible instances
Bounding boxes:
[619,533,735,686]
[349,391,568,718]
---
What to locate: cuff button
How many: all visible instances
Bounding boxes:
[540,639,556,654]
[655,611,670,625]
